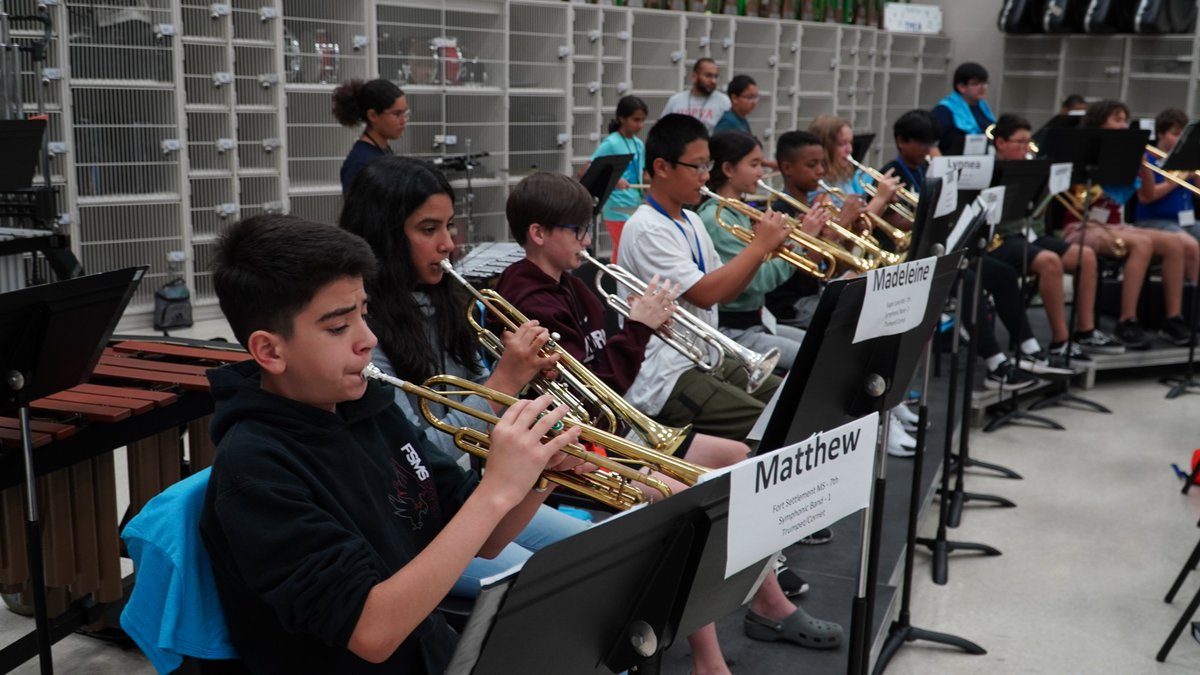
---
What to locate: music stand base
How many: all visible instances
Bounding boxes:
[941,489,1016,528]
[915,537,1003,585]
[949,454,1024,480]
[983,406,1066,432]
[1029,389,1111,414]
[872,623,987,675]
[1161,376,1200,400]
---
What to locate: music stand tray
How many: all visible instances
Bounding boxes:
[449,474,771,675]
[1160,120,1200,172]
[0,119,46,192]
[579,153,634,218]
[0,266,147,674]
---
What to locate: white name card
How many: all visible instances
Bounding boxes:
[934,167,959,217]
[883,3,943,34]
[963,134,988,156]
[930,155,995,190]
[723,414,879,578]
[854,256,937,344]
[979,186,1005,227]
[1049,162,1073,196]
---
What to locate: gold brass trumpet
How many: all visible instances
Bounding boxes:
[757,179,901,270]
[440,259,696,458]
[362,364,690,510]
[579,249,781,394]
[847,156,918,223]
[817,179,912,253]
[1143,144,1200,198]
[698,186,835,281]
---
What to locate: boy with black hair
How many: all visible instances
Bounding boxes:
[990,113,1125,360]
[201,214,579,674]
[931,62,995,154]
[880,109,937,193]
[714,74,757,135]
[618,113,790,442]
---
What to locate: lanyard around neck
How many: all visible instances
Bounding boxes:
[646,195,705,273]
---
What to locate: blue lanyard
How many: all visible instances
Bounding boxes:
[646,195,705,273]
[893,159,924,195]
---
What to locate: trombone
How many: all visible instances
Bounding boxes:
[847,156,918,223]
[579,248,781,394]
[440,259,697,460]
[1040,185,1128,258]
[362,364,687,510]
[1143,145,1200,197]
[757,179,902,269]
[817,179,912,253]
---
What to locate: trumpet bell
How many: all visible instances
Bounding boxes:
[747,347,781,394]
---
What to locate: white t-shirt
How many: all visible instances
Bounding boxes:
[618,202,724,416]
[661,89,732,134]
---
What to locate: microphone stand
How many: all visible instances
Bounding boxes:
[873,341,986,674]
[917,271,1001,584]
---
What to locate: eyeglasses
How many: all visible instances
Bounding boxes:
[674,159,714,175]
[386,108,411,120]
[558,223,591,242]
[736,94,760,102]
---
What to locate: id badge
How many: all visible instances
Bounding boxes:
[1180,209,1196,227]
[1088,206,1110,224]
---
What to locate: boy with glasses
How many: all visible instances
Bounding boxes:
[930,62,994,155]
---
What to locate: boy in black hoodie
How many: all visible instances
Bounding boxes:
[200,214,579,674]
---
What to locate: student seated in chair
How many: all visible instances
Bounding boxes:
[200,214,581,674]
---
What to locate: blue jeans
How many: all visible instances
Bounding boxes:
[450,504,590,598]
[1137,218,1200,242]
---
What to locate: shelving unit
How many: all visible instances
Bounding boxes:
[1001,29,1200,130]
[15,0,954,322]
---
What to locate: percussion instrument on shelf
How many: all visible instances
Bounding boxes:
[0,339,247,618]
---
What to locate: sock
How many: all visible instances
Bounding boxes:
[1020,337,1041,355]
[985,352,1007,372]
[1049,340,1066,350]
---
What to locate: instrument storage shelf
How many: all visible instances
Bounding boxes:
[5,0,955,324]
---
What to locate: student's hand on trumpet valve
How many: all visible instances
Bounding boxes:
[750,207,793,253]
[626,274,680,331]
[875,169,900,202]
[484,395,581,505]
[495,320,559,384]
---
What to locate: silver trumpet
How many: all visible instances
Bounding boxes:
[579,250,780,394]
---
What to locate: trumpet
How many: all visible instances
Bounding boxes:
[757,179,901,270]
[579,248,781,395]
[817,179,912,253]
[362,364,686,510]
[697,186,835,280]
[847,156,918,223]
[1143,145,1200,198]
[984,123,1040,157]
[440,259,696,461]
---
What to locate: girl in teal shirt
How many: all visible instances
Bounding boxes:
[581,96,647,262]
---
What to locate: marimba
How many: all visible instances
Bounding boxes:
[0,339,248,643]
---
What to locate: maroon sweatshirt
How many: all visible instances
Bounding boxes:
[496,258,654,395]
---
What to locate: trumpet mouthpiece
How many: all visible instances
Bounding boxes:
[438,259,454,273]
[699,186,718,199]
[361,363,383,380]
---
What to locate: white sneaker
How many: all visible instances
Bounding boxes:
[892,404,920,425]
[887,434,916,458]
[888,413,917,450]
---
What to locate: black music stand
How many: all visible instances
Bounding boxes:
[852,133,876,163]
[1157,120,1200,399]
[1159,530,1200,662]
[0,266,146,675]
[981,160,1085,431]
[1036,126,1150,401]
[447,473,772,675]
[758,253,963,675]
[0,119,46,192]
[579,153,634,246]
[1031,113,1084,150]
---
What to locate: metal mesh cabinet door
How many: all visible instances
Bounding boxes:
[797,22,838,129]
[630,7,685,133]
[835,25,859,123]
[917,35,951,109]
[854,27,877,136]
[281,0,370,226]
[999,35,1062,130]
[67,1,188,312]
[1126,35,1195,119]
[731,17,781,144]
[882,32,921,152]
[181,0,236,305]
[509,1,570,179]
[775,22,801,141]
[571,3,603,177]
[376,3,442,163]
